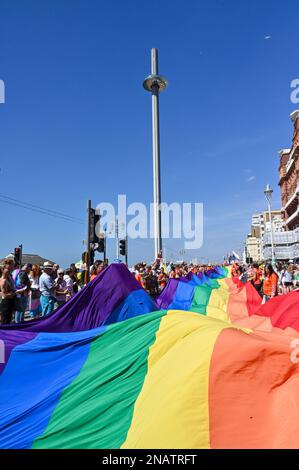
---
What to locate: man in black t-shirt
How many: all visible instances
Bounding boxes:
[14,263,32,323]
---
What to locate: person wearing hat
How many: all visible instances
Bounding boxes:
[55,269,68,308]
[39,262,57,316]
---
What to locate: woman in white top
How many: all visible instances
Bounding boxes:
[29,264,42,319]
[281,265,293,295]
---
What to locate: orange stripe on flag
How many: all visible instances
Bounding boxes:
[209,327,299,448]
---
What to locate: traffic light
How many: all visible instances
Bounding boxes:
[96,239,105,253]
[119,239,126,256]
[89,209,101,244]
[14,246,22,266]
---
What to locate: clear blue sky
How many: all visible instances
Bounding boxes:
[0,0,298,266]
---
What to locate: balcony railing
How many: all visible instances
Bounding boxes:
[285,208,299,227]
[283,184,299,212]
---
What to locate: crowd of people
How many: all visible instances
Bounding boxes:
[132,259,299,304]
[1,255,299,325]
[131,260,215,297]
[0,259,82,324]
[231,261,299,302]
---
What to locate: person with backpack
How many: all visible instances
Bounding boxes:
[14,263,32,323]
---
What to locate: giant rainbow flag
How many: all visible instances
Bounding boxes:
[1,264,299,449]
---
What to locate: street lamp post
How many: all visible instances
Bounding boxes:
[244,240,248,263]
[143,48,168,260]
[264,184,275,265]
[84,199,92,284]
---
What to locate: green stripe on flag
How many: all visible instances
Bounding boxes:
[190,285,212,314]
[33,310,165,449]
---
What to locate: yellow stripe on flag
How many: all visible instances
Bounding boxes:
[122,310,230,449]
[206,278,230,323]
